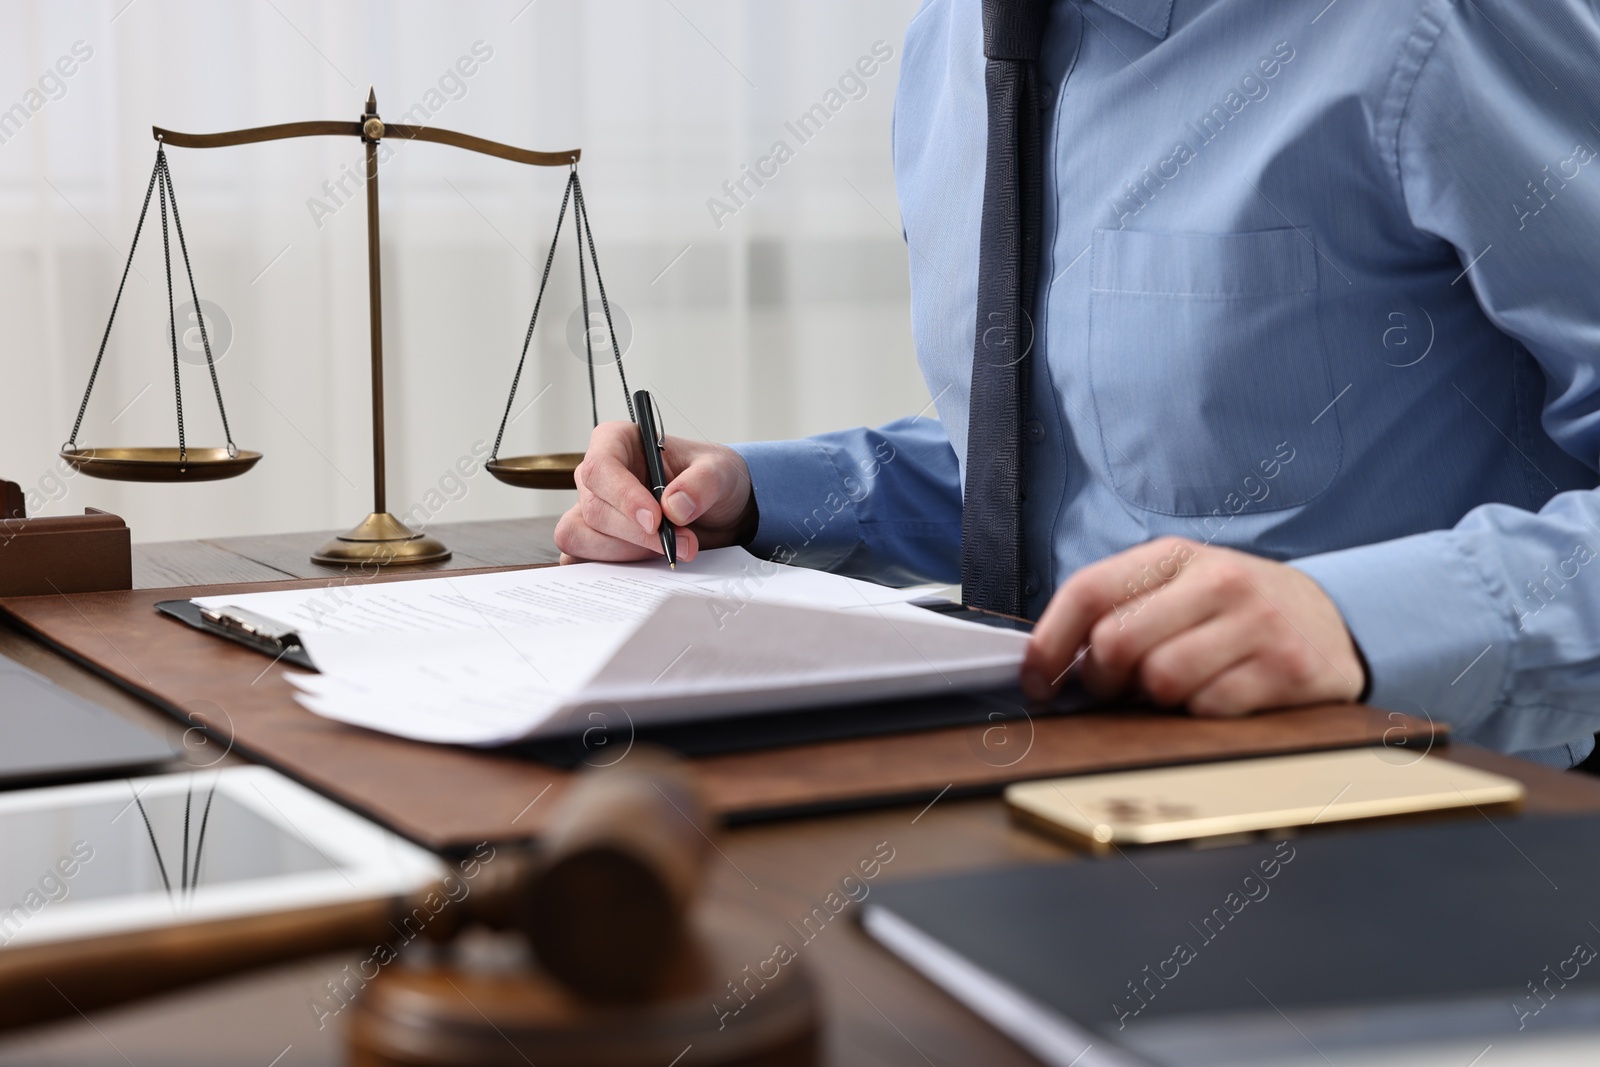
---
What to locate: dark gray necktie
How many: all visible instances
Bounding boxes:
[961,0,1049,616]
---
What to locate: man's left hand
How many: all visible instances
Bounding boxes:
[1020,537,1366,716]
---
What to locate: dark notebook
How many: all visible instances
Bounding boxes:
[862,814,1600,1066]
[0,653,175,788]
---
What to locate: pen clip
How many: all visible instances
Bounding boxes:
[646,392,667,451]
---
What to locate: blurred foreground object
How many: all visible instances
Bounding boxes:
[1007,749,1523,849]
[351,749,819,1066]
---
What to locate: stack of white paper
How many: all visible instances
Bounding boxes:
[191,548,1029,746]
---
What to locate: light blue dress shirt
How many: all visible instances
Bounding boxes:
[732,0,1600,767]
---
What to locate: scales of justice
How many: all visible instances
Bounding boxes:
[60,89,635,567]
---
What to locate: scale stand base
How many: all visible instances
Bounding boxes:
[311,512,451,567]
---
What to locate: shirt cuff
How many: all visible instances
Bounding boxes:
[1291,531,1515,735]
[1518,736,1593,769]
[730,438,861,572]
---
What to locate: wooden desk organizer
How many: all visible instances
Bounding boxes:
[0,480,132,598]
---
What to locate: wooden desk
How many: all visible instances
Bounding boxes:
[3,516,1599,1067]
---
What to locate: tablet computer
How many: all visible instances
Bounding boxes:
[0,765,445,951]
[0,652,175,789]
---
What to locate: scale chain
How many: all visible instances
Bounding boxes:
[491,171,576,462]
[575,177,597,428]
[157,148,185,463]
[489,169,636,465]
[161,147,236,453]
[572,177,634,424]
[66,150,162,449]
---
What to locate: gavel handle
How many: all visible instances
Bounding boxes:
[0,893,414,1032]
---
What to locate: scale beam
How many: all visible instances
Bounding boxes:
[376,125,576,167]
[151,120,361,148]
[151,120,578,169]
[150,91,580,568]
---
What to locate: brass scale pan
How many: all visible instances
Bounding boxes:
[63,114,632,492]
[62,447,262,483]
[485,452,588,490]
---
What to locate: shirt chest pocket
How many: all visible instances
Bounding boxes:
[1087,227,1343,518]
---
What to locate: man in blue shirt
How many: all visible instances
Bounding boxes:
[556,0,1600,768]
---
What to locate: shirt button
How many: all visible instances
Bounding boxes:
[1026,419,1045,444]
[1024,571,1041,597]
[1038,83,1054,110]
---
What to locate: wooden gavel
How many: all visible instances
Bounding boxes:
[0,751,819,1066]
[478,746,713,1000]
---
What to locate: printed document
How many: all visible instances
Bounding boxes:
[191,548,1029,745]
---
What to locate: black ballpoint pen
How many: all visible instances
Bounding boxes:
[634,389,677,568]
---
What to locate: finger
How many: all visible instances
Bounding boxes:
[1079,575,1223,698]
[565,524,698,563]
[668,526,701,563]
[1186,660,1287,718]
[574,440,667,550]
[1134,613,1259,707]
[582,419,645,471]
[660,447,740,527]
[578,483,668,551]
[554,512,659,564]
[1021,538,1199,699]
[556,509,703,566]
[576,426,660,535]
[615,523,702,563]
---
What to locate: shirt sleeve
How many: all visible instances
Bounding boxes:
[1292,0,1600,762]
[729,414,963,587]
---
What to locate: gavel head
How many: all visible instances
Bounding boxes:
[351,751,821,1066]
[507,748,711,1002]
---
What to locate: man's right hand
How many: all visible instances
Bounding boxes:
[554,421,758,565]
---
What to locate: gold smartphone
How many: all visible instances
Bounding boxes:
[1005,748,1524,849]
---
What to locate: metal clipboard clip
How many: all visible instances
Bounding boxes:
[197,604,306,661]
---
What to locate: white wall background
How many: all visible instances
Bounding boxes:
[0,0,928,544]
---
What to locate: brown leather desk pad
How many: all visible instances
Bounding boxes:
[0,571,1440,853]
